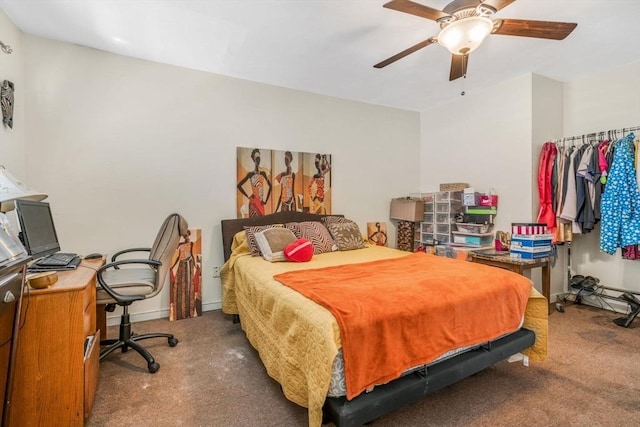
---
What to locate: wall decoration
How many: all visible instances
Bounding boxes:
[1,80,14,129]
[236,148,332,218]
[236,147,273,218]
[367,222,388,247]
[169,228,202,321]
[303,152,332,214]
[272,150,303,213]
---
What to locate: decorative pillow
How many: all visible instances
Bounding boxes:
[244,224,284,256]
[320,215,348,227]
[284,238,314,262]
[326,220,365,251]
[254,227,298,262]
[286,221,335,254]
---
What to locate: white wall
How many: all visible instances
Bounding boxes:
[0,8,26,178]
[421,62,640,300]
[21,34,421,322]
[562,61,640,295]
[420,74,566,297]
[420,74,534,234]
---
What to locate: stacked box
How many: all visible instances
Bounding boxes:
[511,223,547,235]
[509,233,552,259]
[509,249,551,260]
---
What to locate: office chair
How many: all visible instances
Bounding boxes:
[96,213,188,373]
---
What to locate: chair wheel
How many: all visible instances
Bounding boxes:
[168,337,179,347]
[148,362,160,373]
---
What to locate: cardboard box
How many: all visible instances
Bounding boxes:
[390,198,424,222]
[509,244,552,252]
[439,183,469,192]
[511,234,553,247]
[511,223,547,235]
[509,249,551,260]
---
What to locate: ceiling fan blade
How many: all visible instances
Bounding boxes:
[374,38,436,68]
[493,19,577,40]
[383,0,450,22]
[481,0,516,12]
[449,54,469,81]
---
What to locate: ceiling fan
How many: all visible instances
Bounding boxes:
[374,0,577,81]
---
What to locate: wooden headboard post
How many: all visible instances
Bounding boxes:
[220,212,341,261]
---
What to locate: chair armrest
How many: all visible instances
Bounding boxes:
[111,247,152,263]
[97,259,162,305]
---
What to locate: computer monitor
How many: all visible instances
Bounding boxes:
[14,199,61,260]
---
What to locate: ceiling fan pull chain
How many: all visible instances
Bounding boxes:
[460,75,466,96]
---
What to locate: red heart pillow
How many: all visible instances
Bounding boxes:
[284,238,314,262]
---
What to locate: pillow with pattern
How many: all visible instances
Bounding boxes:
[326,220,366,251]
[254,227,298,262]
[244,224,284,256]
[320,215,348,227]
[286,221,336,254]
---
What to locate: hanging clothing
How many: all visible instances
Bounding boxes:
[559,147,582,234]
[554,147,572,243]
[575,144,597,233]
[600,133,640,254]
[536,142,557,237]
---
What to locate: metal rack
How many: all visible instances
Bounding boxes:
[553,125,640,325]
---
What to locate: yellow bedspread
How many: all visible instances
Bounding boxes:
[221,235,548,427]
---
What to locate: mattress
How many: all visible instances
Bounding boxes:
[326,318,524,398]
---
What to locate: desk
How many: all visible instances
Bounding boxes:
[469,252,552,314]
[7,258,104,426]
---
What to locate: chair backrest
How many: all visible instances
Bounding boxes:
[149,213,189,296]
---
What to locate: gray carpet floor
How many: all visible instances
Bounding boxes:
[87,303,640,426]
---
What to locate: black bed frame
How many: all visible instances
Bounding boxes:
[221,212,536,427]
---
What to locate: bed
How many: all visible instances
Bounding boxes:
[220,212,548,427]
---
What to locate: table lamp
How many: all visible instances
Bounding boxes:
[0,165,47,212]
[0,165,47,262]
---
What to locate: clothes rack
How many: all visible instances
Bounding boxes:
[544,125,640,320]
[550,126,640,145]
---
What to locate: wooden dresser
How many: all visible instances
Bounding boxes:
[6,258,103,426]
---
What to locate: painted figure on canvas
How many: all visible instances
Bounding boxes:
[237,148,272,217]
[308,153,331,214]
[367,222,388,246]
[274,151,297,212]
[169,229,202,321]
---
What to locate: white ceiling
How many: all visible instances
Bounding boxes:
[1,0,639,111]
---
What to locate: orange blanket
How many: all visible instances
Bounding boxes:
[273,252,531,400]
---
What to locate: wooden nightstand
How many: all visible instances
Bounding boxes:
[469,251,552,314]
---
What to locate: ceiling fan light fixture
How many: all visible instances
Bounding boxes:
[437,16,493,55]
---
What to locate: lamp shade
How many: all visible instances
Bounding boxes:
[437,17,493,55]
[0,165,47,212]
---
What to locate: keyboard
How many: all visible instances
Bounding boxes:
[36,252,78,267]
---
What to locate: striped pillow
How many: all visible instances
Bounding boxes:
[286,221,336,255]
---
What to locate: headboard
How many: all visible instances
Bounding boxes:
[220,212,340,261]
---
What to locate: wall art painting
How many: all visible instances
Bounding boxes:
[169,228,202,321]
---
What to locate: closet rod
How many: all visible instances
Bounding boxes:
[550,125,640,144]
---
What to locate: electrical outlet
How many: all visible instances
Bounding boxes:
[212,266,221,278]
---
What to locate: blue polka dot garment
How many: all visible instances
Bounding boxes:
[600,133,640,254]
